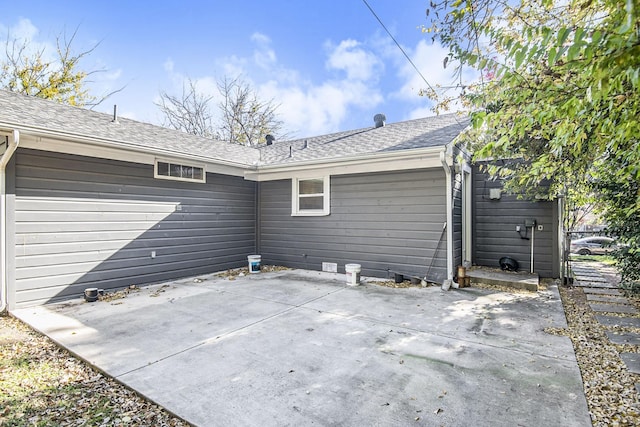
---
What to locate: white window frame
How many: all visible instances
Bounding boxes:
[154,159,206,183]
[291,176,330,216]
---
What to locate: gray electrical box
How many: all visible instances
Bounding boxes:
[525,219,537,227]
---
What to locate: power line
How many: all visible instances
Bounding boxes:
[361,0,436,94]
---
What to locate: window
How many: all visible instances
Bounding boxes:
[155,160,205,183]
[292,176,330,216]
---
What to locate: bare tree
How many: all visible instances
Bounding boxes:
[217,76,285,147]
[156,78,217,138]
[157,76,286,146]
[1,27,123,107]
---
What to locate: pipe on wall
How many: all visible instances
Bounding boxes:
[0,129,19,312]
[440,149,454,289]
[531,226,535,273]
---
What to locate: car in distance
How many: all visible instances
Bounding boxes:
[570,236,616,255]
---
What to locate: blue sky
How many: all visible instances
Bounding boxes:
[1,0,470,139]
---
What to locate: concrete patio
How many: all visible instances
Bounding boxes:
[12,269,590,426]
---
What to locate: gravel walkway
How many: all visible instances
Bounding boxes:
[558,260,640,425]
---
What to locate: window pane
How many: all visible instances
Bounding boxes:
[157,162,169,176]
[193,167,203,180]
[299,179,324,195]
[182,165,194,179]
[299,195,324,210]
[170,164,182,177]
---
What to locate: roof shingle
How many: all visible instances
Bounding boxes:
[258,113,469,165]
[0,89,260,166]
[0,90,468,168]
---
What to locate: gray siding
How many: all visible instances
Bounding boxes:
[259,169,448,282]
[472,165,558,277]
[12,149,255,306]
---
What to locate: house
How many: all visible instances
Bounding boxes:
[0,90,560,309]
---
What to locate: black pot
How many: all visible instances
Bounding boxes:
[84,287,99,302]
[499,257,519,272]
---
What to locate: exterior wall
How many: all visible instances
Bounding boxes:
[10,149,256,307]
[259,169,448,282]
[472,164,559,277]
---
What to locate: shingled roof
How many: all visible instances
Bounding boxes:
[0,89,260,166]
[0,90,468,169]
[258,113,469,166]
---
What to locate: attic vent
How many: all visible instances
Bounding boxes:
[265,134,275,145]
[374,113,386,128]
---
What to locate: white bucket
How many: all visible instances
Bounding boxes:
[345,263,361,286]
[248,255,261,273]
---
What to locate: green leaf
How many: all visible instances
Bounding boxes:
[557,27,571,47]
[515,48,526,69]
[548,47,558,66]
[567,44,581,62]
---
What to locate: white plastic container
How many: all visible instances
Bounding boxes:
[345,263,361,286]
[248,255,261,273]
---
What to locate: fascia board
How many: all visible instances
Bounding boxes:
[2,125,254,177]
[2,124,449,181]
[245,147,445,181]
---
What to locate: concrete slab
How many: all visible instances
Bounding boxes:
[595,315,640,329]
[573,270,604,275]
[576,274,609,281]
[606,331,640,346]
[589,303,638,314]
[586,294,631,304]
[620,353,640,375]
[571,268,599,275]
[576,282,618,289]
[466,268,539,291]
[583,288,623,296]
[307,281,571,357]
[13,269,591,427]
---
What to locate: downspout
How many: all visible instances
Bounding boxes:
[255,181,261,256]
[440,148,454,289]
[0,130,19,313]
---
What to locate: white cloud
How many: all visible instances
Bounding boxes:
[217,54,248,79]
[251,32,277,69]
[0,18,56,62]
[260,78,383,136]
[164,34,386,137]
[406,106,435,119]
[392,39,480,118]
[161,58,221,101]
[253,38,384,136]
[395,40,453,101]
[3,17,39,41]
[325,39,383,81]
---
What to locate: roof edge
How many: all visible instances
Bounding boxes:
[0,122,257,170]
[246,146,445,181]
